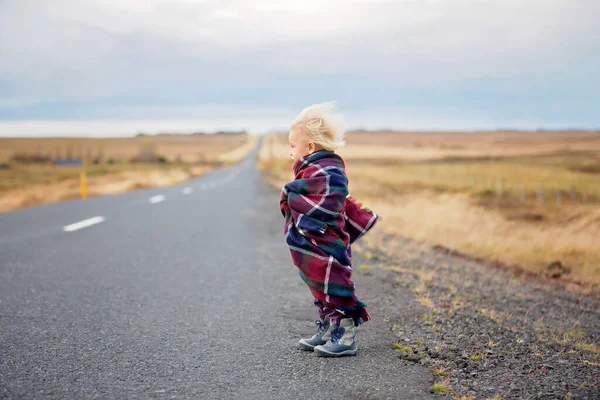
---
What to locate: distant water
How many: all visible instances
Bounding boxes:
[0,119,286,137]
[0,118,586,138]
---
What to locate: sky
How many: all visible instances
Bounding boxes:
[0,0,599,136]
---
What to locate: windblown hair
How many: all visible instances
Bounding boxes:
[291,101,346,151]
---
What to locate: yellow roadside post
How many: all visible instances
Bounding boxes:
[80,171,88,199]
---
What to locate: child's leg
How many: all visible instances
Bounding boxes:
[313,298,328,321]
[313,298,345,326]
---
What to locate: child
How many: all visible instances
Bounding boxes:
[280,102,378,357]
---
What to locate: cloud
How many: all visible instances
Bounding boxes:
[0,0,598,129]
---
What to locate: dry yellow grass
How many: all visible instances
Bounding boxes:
[264,130,600,162]
[0,133,249,164]
[259,131,600,287]
[217,135,259,163]
[0,165,209,213]
[0,133,255,213]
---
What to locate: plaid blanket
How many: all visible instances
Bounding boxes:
[280,150,378,325]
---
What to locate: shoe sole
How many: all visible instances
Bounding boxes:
[314,347,357,357]
[298,339,326,351]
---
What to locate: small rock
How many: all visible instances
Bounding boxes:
[407,354,421,362]
[420,359,432,367]
[428,350,440,358]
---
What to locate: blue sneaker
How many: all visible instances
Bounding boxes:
[299,319,332,351]
[314,319,357,357]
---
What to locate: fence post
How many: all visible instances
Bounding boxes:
[80,172,88,199]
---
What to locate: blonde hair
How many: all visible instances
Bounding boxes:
[291,101,346,151]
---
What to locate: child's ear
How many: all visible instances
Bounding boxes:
[308,142,315,153]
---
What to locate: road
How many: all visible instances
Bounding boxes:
[0,144,435,399]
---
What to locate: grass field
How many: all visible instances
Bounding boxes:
[259,130,600,289]
[0,133,257,213]
[0,133,250,164]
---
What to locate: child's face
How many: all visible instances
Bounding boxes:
[288,128,314,161]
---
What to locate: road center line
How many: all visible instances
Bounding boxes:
[63,216,106,232]
[149,195,165,204]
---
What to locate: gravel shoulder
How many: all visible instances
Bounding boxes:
[350,231,599,399]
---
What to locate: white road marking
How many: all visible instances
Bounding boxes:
[63,216,105,232]
[182,187,193,195]
[149,195,165,204]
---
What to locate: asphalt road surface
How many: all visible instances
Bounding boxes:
[1,144,435,399]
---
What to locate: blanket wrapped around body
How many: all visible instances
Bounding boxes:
[280,150,378,325]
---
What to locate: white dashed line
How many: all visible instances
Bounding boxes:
[182,187,193,195]
[63,216,106,232]
[149,195,165,204]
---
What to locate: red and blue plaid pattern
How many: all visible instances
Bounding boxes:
[280,150,378,325]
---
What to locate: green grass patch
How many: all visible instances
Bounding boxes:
[430,380,451,394]
[392,342,412,353]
